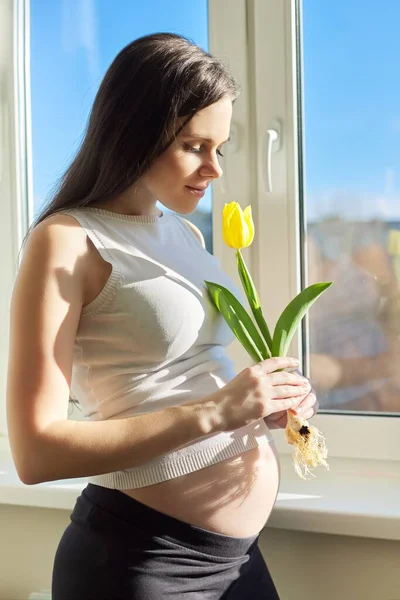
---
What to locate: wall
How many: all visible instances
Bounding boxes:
[1,504,399,600]
[260,529,400,600]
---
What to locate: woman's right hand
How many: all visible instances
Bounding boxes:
[207,357,311,432]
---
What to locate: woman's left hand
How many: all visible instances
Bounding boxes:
[265,373,319,430]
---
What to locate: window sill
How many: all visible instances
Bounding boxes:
[270,453,400,541]
[0,439,399,541]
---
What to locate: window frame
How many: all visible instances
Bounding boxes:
[246,0,400,462]
[1,0,398,465]
[0,0,32,436]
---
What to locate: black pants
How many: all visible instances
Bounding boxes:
[52,483,280,599]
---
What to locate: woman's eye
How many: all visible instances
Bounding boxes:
[184,144,201,153]
[184,143,224,157]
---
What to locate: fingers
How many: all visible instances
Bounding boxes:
[270,395,306,413]
[293,392,319,418]
[271,382,311,399]
[258,356,299,374]
[269,371,309,386]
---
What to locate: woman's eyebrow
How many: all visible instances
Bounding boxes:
[182,133,230,144]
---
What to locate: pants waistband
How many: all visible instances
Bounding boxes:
[82,483,259,558]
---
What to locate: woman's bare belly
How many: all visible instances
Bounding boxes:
[120,441,280,538]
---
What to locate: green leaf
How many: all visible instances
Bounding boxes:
[272,282,333,357]
[236,250,273,351]
[205,281,270,363]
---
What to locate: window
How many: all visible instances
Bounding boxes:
[0,0,249,432]
[246,0,399,461]
[2,0,398,462]
[29,0,214,248]
[302,0,400,416]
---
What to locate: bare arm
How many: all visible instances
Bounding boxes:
[6,216,217,485]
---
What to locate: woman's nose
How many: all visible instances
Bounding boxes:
[199,154,223,179]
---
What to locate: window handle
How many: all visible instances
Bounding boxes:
[265,121,281,193]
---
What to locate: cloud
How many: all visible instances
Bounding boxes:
[78,0,100,80]
[61,0,101,80]
[306,188,400,222]
[376,195,391,218]
[384,166,395,195]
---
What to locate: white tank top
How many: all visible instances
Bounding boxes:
[63,207,273,489]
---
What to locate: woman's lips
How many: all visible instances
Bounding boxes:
[185,186,206,197]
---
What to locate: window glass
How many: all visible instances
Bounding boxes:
[30,0,213,250]
[302,1,400,413]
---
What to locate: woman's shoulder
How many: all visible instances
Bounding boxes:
[24,212,92,271]
[31,211,86,235]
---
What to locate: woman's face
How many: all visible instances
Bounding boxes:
[139,96,233,214]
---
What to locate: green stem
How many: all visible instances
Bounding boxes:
[236,249,273,353]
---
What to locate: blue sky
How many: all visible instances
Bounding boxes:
[30,0,400,221]
[303,0,400,221]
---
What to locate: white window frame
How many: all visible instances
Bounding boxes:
[1,0,398,465]
[0,0,32,436]
[244,0,400,462]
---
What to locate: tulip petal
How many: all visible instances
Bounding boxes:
[243,206,255,247]
[222,203,236,248]
[222,201,252,250]
[231,204,246,249]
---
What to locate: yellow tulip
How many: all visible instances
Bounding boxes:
[222,201,255,249]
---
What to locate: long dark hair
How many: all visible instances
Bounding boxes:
[33,32,240,227]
